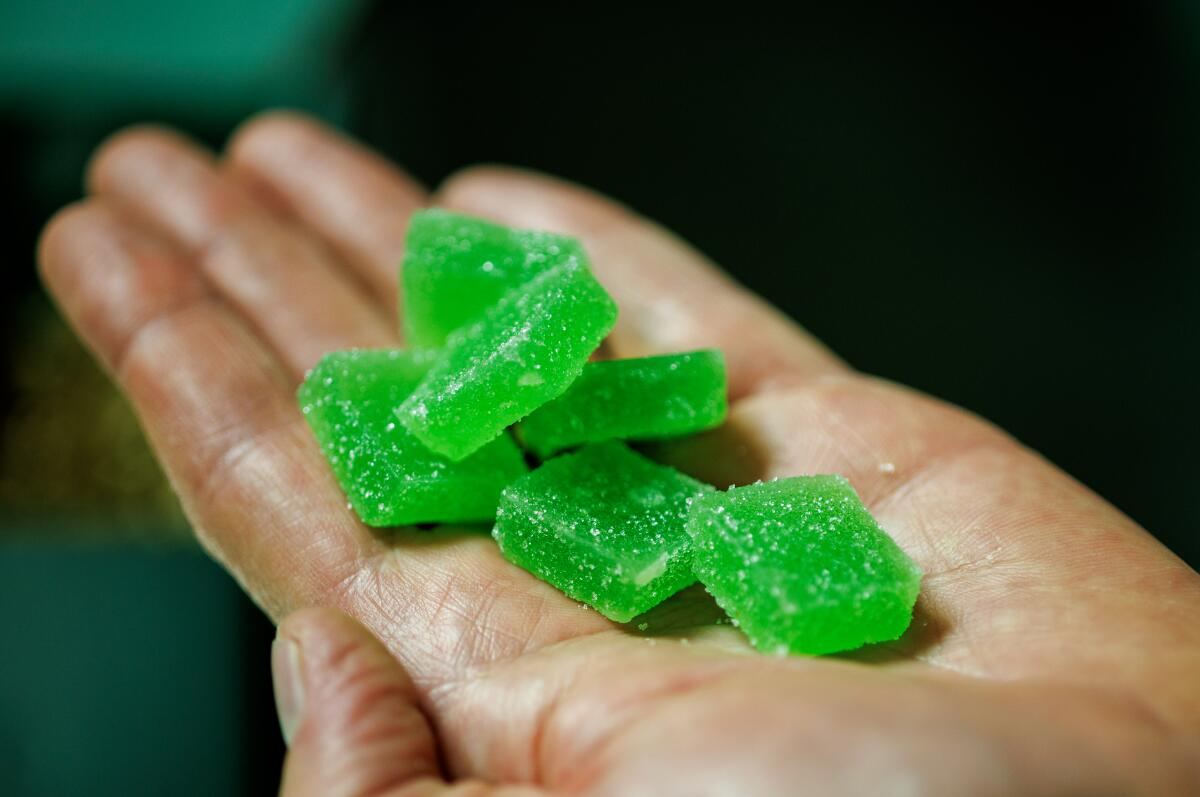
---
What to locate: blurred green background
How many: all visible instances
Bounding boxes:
[1,3,1197,794]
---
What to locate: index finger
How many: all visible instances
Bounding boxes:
[433,167,849,399]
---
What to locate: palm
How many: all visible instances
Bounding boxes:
[40,113,1198,795]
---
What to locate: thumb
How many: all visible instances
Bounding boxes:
[272,607,442,797]
[272,607,549,797]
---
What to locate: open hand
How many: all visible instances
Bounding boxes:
[39,112,1200,795]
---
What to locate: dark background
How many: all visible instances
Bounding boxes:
[2,4,1197,794]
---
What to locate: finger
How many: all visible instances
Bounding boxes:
[276,608,553,797]
[433,166,848,399]
[38,199,377,615]
[88,125,396,378]
[226,111,428,313]
[275,607,440,796]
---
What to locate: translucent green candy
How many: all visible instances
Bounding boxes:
[402,209,586,348]
[397,260,618,461]
[298,350,527,527]
[687,476,922,655]
[493,441,713,622]
[517,350,728,458]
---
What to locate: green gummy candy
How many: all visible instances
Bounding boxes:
[402,209,587,349]
[518,350,728,457]
[298,349,528,527]
[397,260,618,461]
[494,441,713,622]
[687,476,922,656]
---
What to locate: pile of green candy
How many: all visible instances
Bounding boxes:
[300,209,921,655]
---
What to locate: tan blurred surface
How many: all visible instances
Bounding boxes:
[0,298,186,539]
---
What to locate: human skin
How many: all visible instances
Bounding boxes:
[37,112,1200,796]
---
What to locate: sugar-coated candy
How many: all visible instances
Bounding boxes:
[518,350,727,457]
[397,260,617,461]
[494,441,713,622]
[687,476,922,655]
[299,349,527,526]
[402,209,586,348]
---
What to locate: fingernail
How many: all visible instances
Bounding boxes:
[271,633,305,746]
